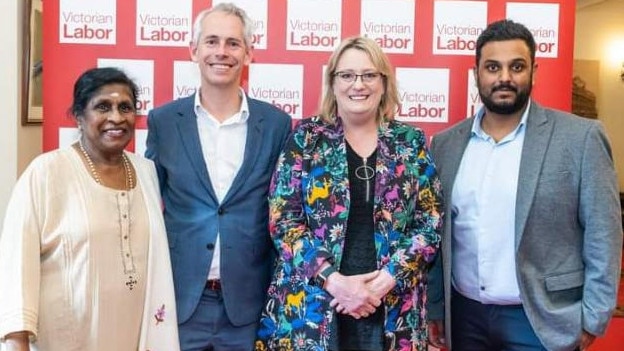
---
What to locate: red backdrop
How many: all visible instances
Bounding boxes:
[42,0,575,152]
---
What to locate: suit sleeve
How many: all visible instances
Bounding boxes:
[145,110,167,192]
[578,122,622,336]
[267,125,333,279]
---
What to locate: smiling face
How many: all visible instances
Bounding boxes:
[475,39,536,115]
[78,83,136,159]
[333,48,384,126]
[190,10,252,90]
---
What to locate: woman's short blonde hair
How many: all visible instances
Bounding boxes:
[319,36,399,124]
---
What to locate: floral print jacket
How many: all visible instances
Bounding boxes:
[255,117,443,351]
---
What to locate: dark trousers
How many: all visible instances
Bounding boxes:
[178,288,258,351]
[451,288,547,351]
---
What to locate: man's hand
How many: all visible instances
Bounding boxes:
[579,330,596,350]
[428,320,447,350]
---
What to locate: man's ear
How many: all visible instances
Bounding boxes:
[472,66,478,85]
[189,42,199,63]
[244,44,254,66]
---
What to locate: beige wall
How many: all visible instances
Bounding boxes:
[0,0,43,220]
[16,0,43,177]
[0,0,19,219]
[575,0,624,190]
[18,126,43,174]
[0,0,42,222]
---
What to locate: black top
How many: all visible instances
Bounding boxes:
[330,142,384,351]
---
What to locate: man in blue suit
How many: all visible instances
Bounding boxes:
[427,20,622,351]
[145,3,291,350]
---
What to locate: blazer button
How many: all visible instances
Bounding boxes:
[217,207,224,215]
[206,243,215,250]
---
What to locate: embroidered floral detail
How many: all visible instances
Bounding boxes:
[154,304,166,325]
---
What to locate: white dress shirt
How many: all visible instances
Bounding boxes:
[451,103,530,304]
[194,89,249,280]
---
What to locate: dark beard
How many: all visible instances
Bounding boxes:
[479,82,531,115]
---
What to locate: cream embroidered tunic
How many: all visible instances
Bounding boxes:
[0,147,180,351]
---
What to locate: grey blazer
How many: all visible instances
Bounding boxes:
[427,102,622,351]
[145,94,292,326]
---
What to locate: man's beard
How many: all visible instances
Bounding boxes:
[479,81,531,115]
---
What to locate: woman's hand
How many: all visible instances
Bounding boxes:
[325,271,381,319]
[365,269,396,300]
[4,331,30,351]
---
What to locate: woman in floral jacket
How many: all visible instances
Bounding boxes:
[256,36,443,351]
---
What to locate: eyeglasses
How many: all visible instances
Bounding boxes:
[333,71,384,84]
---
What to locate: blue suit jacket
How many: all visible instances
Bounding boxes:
[146,94,291,326]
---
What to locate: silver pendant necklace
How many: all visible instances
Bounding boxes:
[355,157,375,202]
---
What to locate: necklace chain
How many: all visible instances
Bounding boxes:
[78,141,134,190]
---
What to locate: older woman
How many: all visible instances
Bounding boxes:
[0,67,179,351]
[255,37,443,351]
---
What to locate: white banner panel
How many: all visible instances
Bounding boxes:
[286,0,341,52]
[433,1,487,56]
[466,68,483,118]
[97,58,155,116]
[59,0,116,44]
[506,3,560,58]
[136,0,192,47]
[173,61,200,100]
[361,0,416,54]
[249,63,304,119]
[396,67,450,123]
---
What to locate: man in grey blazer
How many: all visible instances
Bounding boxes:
[145,3,291,350]
[427,20,622,351]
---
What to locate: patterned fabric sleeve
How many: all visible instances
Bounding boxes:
[382,125,444,293]
[268,122,334,279]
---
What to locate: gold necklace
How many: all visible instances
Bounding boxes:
[77,141,137,290]
[78,141,134,190]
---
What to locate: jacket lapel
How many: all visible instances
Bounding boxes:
[176,95,217,201]
[221,98,263,204]
[440,120,472,206]
[514,103,551,249]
